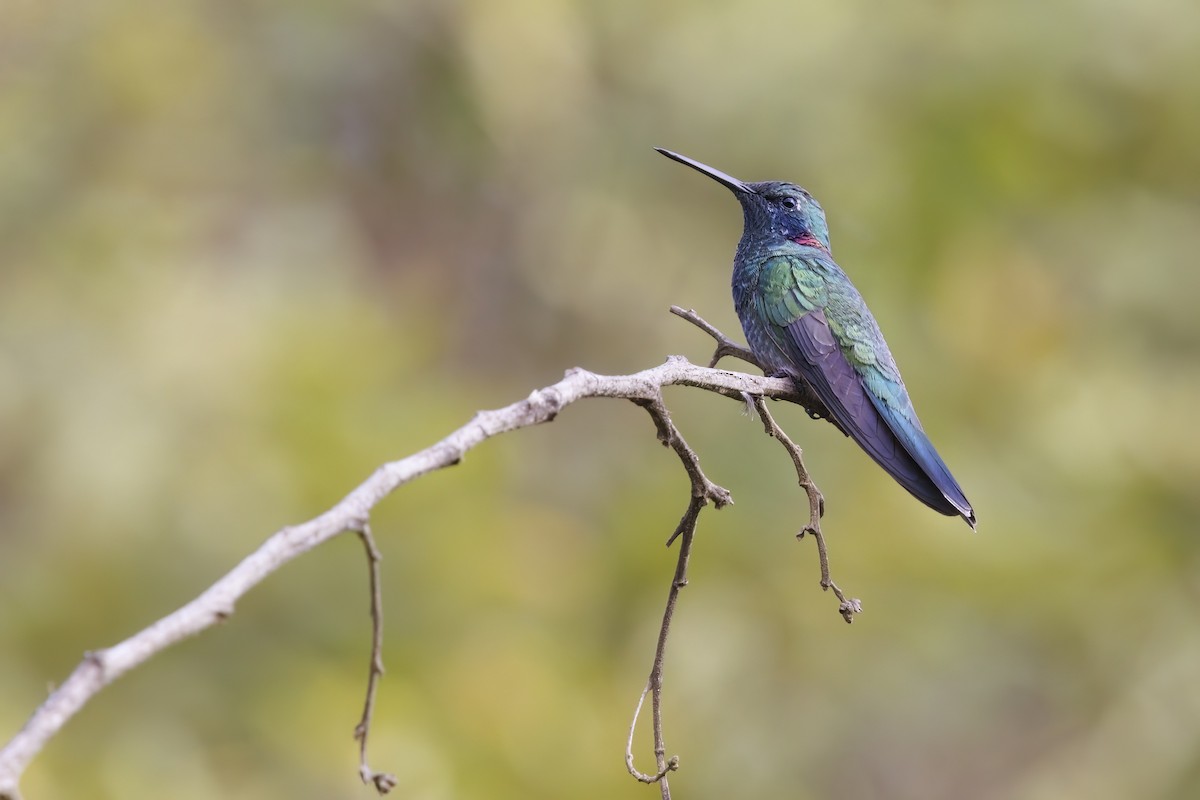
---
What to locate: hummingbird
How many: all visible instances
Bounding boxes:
[657,148,975,529]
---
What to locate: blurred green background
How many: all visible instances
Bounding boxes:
[2,1,1198,798]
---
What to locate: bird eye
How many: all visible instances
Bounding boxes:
[781,197,798,210]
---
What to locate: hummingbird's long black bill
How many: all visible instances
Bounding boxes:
[655,148,750,194]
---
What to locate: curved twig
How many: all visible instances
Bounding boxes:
[751,397,862,623]
[353,525,397,793]
[669,306,760,369]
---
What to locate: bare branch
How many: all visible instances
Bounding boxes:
[648,499,701,800]
[623,393,725,799]
[353,525,397,794]
[624,506,692,793]
[1,305,854,798]
[751,396,862,624]
[0,355,802,800]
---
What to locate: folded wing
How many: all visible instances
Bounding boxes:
[782,310,975,526]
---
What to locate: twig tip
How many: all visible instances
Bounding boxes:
[839,598,863,624]
[361,768,398,794]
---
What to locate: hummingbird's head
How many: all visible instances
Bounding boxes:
[655,148,831,252]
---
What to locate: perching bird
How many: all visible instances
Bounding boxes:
[657,148,975,529]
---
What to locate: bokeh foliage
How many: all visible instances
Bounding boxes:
[2,1,1199,797]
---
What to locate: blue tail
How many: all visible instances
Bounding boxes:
[867,395,975,528]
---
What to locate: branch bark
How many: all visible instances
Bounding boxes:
[0,352,813,800]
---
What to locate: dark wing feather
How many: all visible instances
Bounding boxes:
[783,310,972,523]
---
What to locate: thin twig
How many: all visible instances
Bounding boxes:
[353,525,397,794]
[625,683,662,782]
[622,394,728,798]
[652,500,701,800]
[623,501,703,798]
[669,306,760,369]
[751,396,862,624]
